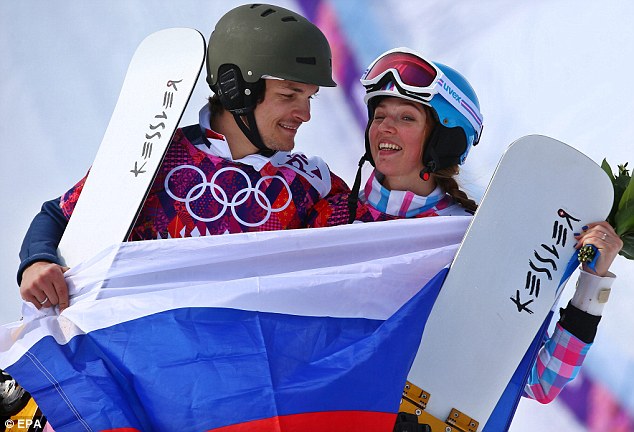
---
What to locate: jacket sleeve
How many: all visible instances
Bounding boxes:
[17,197,69,284]
[523,321,591,404]
[523,270,614,403]
[328,171,351,195]
[306,192,354,228]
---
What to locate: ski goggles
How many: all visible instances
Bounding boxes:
[361,48,483,136]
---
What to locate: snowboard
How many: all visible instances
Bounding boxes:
[398,135,613,431]
[27,27,205,429]
[57,27,206,268]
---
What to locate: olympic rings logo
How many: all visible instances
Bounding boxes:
[164,165,292,227]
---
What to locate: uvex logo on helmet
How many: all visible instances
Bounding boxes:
[441,81,462,103]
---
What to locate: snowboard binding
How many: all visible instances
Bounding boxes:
[0,369,31,417]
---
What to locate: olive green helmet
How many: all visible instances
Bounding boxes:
[206,3,336,89]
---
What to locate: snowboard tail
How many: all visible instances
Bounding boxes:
[400,380,479,432]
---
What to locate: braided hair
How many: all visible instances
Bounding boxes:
[433,166,478,213]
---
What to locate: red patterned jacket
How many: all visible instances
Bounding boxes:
[60,105,350,240]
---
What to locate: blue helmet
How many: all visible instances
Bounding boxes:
[361,47,483,173]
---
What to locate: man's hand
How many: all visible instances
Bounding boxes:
[19,261,70,311]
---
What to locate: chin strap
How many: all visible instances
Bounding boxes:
[347,154,370,224]
[214,65,275,158]
[232,111,275,158]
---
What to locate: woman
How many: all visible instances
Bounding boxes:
[309,47,622,428]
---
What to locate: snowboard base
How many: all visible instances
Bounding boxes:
[401,135,613,430]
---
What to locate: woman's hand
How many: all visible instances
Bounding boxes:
[575,221,623,276]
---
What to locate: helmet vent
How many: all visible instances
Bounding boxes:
[260,8,276,17]
[281,16,298,22]
[296,57,316,65]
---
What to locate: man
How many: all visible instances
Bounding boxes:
[18,3,349,311]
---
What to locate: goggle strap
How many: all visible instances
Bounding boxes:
[361,68,436,102]
[437,74,483,136]
[364,70,482,137]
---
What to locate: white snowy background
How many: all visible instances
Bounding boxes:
[1,1,632,430]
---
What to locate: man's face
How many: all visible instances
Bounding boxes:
[254,79,319,152]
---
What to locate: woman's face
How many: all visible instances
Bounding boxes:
[369,97,433,190]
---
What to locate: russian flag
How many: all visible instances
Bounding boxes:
[1,217,470,431]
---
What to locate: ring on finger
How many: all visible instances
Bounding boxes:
[37,297,49,305]
[601,232,607,240]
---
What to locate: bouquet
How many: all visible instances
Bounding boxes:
[579,160,633,263]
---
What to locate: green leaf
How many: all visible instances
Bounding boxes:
[618,170,634,210]
[601,158,616,182]
[593,159,633,259]
[619,232,634,260]
[615,174,634,235]
[616,213,634,236]
[615,169,631,194]
[602,159,620,226]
